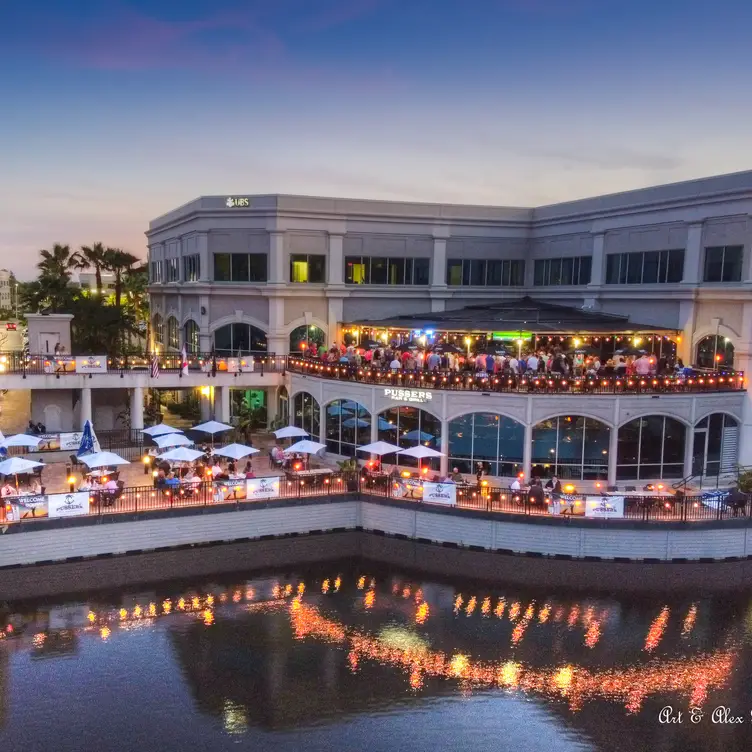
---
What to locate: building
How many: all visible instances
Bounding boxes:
[0,269,16,312]
[140,171,749,485]
[77,271,116,292]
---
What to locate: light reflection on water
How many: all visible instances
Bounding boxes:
[0,567,750,752]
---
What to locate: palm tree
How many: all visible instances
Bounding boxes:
[34,244,78,312]
[37,243,76,281]
[104,248,141,309]
[75,242,108,294]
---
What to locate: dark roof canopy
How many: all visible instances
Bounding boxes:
[348,297,676,335]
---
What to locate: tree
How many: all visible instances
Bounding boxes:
[104,248,141,309]
[75,242,108,294]
[37,243,77,281]
[29,244,78,313]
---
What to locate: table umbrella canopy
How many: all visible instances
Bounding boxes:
[402,430,435,442]
[273,426,309,439]
[0,457,44,475]
[157,447,205,463]
[357,441,402,456]
[212,443,260,460]
[343,418,369,428]
[142,424,184,437]
[285,440,327,455]
[79,452,130,468]
[1,434,42,448]
[154,433,194,448]
[192,421,234,435]
[397,445,444,459]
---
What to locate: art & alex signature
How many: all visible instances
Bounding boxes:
[659,706,747,725]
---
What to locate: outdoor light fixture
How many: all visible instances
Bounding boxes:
[564,484,576,493]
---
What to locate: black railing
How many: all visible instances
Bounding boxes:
[288,358,745,395]
[5,474,749,526]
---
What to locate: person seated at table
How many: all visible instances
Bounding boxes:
[78,478,92,492]
[450,467,463,483]
[1,480,17,497]
[510,477,521,491]
[164,471,180,488]
[29,478,43,496]
[243,461,255,479]
[528,481,545,505]
[228,461,236,475]
[211,460,223,478]
[154,467,167,487]
[104,477,119,491]
[545,475,562,495]
[270,446,284,467]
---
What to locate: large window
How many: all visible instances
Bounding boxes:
[166,316,179,349]
[293,392,320,439]
[617,416,686,480]
[153,314,163,344]
[213,323,268,354]
[289,325,325,354]
[693,414,739,478]
[605,250,684,285]
[377,406,441,469]
[184,320,199,353]
[695,335,735,370]
[531,416,610,480]
[213,253,268,282]
[345,257,430,285]
[703,246,743,283]
[166,258,179,282]
[446,258,525,287]
[183,254,200,282]
[448,413,524,477]
[326,400,371,457]
[150,261,163,283]
[533,256,592,286]
[290,254,326,283]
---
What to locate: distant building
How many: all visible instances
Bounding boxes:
[0,269,16,311]
[77,271,116,292]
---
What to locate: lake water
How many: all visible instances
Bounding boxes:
[1,562,751,752]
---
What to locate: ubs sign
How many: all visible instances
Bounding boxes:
[225,197,250,208]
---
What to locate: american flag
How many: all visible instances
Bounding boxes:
[150,354,159,378]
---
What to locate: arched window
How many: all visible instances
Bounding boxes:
[292,392,320,438]
[326,400,371,457]
[617,416,686,480]
[378,406,441,469]
[448,413,524,477]
[213,323,268,355]
[183,320,199,353]
[693,414,739,478]
[695,335,734,370]
[166,316,179,349]
[289,324,326,354]
[532,415,610,480]
[278,386,289,427]
[153,314,163,345]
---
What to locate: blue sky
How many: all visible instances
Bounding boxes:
[1,0,751,277]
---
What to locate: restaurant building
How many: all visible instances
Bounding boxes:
[146,170,752,486]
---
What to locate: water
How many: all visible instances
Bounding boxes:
[1,563,751,752]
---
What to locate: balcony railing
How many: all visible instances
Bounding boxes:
[4,475,749,527]
[288,358,745,395]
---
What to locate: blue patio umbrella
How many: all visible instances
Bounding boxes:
[343,418,370,428]
[327,405,354,416]
[403,429,434,442]
[378,418,397,431]
[77,420,95,457]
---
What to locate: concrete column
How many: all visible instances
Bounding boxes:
[677,300,696,364]
[269,231,285,285]
[267,296,287,355]
[588,232,606,287]
[431,236,447,287]
[80,387,92,429]
[199,388,212,422]
[266,387,278,427]
[522,423,533,481]
[683,425,695,479]
[370,417,379,444]
[327,234,344,285]
[440,419,449,476]
[608,398,620,485]
[216,386,231,424]
[196,233,210,281]
[130,386,144,430]
[682,222,704,284]
[327,297,344,348]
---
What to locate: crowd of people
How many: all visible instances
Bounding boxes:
[301,341,688,379]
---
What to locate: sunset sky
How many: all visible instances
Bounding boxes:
[1,0,750,277]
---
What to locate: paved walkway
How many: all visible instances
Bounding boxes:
[0,389,31,434]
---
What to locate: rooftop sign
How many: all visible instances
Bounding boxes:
[225,197,250,208]
[384,388,433,404]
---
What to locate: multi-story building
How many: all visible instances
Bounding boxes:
[146,171,752,484]
[77,271,116,292]
[0,269,16,312]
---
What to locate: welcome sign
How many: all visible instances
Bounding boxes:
[246,477,280,500]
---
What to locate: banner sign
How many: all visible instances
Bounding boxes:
[227,357,255,373]
[14,494,49,519]
[422,481,456,505]
[245,476,280,500]
[48,492,90,518]
[584,495,625,519]
[391,477,423,499]
[27,432,84,452]
[43,356,75,374]
[549,494,586,516]
[75,355,108,373]
[214,479,248,502]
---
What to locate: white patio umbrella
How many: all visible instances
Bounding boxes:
[79,452,130,468]
[273,425,309,439]
[142,424,184,437]
[357,441,402,456]
[154,433,194,449]
[285,440,327,455]
[157,447,205,463]
[192,420,233,435]
[213,443,260,460]
[397,446,444,460]
[1,434,42,449]
[0,457,44,476]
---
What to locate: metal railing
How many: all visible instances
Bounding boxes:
[287,358,745,395]
[4,474,749,526]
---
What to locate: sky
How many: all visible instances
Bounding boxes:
[1,0,751,278]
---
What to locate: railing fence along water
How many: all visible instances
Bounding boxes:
[4,474,748,527]
[287,358,745,394]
